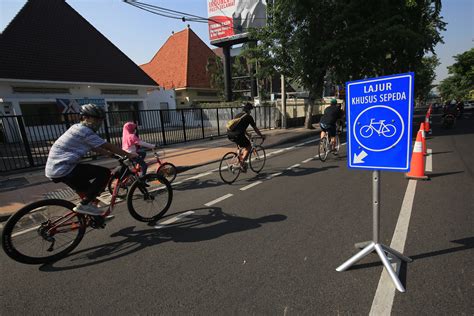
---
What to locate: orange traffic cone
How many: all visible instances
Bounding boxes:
[424,115,431,134]
[406,130,429,180]
[420,122,427,156]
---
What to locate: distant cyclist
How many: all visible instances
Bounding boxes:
[227,102,265,172]
[319,98,343,152]
[45,103,137,215]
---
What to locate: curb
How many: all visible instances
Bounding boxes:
[0,129,320,222]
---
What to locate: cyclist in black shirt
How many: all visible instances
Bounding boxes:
[227,103,265,172]
[319,98,343,151]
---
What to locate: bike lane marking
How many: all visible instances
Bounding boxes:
[204,194,234,207]
[154,211,195,229]
[287,164,301,170]
[266,172,283,180]
[240,181,263,191]
[183,171,213,181]
[425,149,433,172]
[369,179,418,315]
[302,158,313,163]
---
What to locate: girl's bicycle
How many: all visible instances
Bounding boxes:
[108,149,177,198]
[219,135,266,184]
[1,155,173,265]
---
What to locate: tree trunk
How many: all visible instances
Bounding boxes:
[304,97,315,129]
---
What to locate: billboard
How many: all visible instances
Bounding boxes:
[207,0,266,45]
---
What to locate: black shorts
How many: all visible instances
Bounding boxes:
[227,132,250,148]
[320,123,337,137]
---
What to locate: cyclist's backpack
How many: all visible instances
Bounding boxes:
[226,113,247,131]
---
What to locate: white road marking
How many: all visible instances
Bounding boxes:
[240,181,263,191]
[183,171,213,181]
[154,211,195,229]
[172,181,183,186]
[266,172,282,180]
[369,179,418,315]
[287,164,300,170]
[425,148,432,172]
[204,193,234,206]
[272,149,285,155]
[286,146,296,150]
[302,158,313,163]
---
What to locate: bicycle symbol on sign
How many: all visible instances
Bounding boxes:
[360,119,397,138]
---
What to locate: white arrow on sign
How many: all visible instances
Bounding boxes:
[354,150,368,164]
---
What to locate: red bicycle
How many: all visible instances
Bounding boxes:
[1,155,173,264]
[108,149,177,198]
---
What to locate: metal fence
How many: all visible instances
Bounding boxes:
[0,106,279,172]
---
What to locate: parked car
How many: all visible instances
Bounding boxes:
[464,100,474,110]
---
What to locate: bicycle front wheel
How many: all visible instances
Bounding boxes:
[318,137,329,162]
[1,199,86,264]
[157,162,177,183]
[127,174,173,222]
[249,146,266,173]
[219,152,241,184]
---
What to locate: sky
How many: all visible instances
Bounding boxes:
[1,0,473,84]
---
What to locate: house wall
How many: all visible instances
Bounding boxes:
[145,87,176,110]
[175,88,220,108]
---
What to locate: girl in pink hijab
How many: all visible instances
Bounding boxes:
[122,122,155,176]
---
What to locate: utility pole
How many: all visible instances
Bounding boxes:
[281,74,287,129]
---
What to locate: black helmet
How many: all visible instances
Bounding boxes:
[80,103,106,119]
[242,102,254,111]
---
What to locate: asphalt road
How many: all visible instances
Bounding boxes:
[1,112,473,315]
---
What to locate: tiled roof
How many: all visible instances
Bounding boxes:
[0,0,157,86]
[141,28,217,89]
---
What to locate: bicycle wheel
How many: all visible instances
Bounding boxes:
[2,199,86,264]
[318,137,329,162]
[360,125,373,138]
[219,152,241,184]
[107,175,131,199]
[127,174,173,222]
[249,145,266,173]
[157,162,177,183]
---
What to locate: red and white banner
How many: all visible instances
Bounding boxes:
[207,0,266,43]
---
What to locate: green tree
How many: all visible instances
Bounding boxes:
[248,0,445,128]
[438,48,474,101]
[414,55,440,104]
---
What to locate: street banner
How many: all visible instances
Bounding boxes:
[207,0,266,44]
[346,73,414,171]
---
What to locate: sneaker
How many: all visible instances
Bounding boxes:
[73,203,104,216]
[240,162,248,173]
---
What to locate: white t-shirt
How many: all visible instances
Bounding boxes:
[45,123,106,178]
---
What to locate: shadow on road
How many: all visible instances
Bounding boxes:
[429,171,464,178]
[38,207,286,271]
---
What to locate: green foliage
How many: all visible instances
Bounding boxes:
[438,48,474,101]
[415,55,440,103]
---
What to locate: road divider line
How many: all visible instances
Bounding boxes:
[240,181,263,191]
[302,158,313,163]
[184,171,213,181]
[154,211,195,229]
[287,164,300,170]
[369,179,417,315]
[266,172,282,180]
[272,149,284,155]
[204,193,234,207]
[425,148,432,172]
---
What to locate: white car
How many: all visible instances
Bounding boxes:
[464,100,474,110]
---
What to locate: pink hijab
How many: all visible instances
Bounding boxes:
[122,122,139,150]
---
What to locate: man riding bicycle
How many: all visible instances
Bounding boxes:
[227,102,265,172]
[319,98,343,152]
[45,103,137,216]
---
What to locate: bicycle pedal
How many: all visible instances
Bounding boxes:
[89,215,106,229]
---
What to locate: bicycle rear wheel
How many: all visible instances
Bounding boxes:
[219,152,241,184]
[333,135,340,155]
[157,162,177,183]
[318,137,329,162]
[1,199,86,264]
[127,174,173,222]
[249,145,266,173]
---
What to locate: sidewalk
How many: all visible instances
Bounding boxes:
[0,126,321,221]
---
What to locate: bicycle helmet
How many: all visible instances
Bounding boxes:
[80,103,106,119]
[330,98,338,105]
[242,102,254,111]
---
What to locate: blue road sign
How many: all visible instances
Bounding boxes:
[347,73,414,171]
